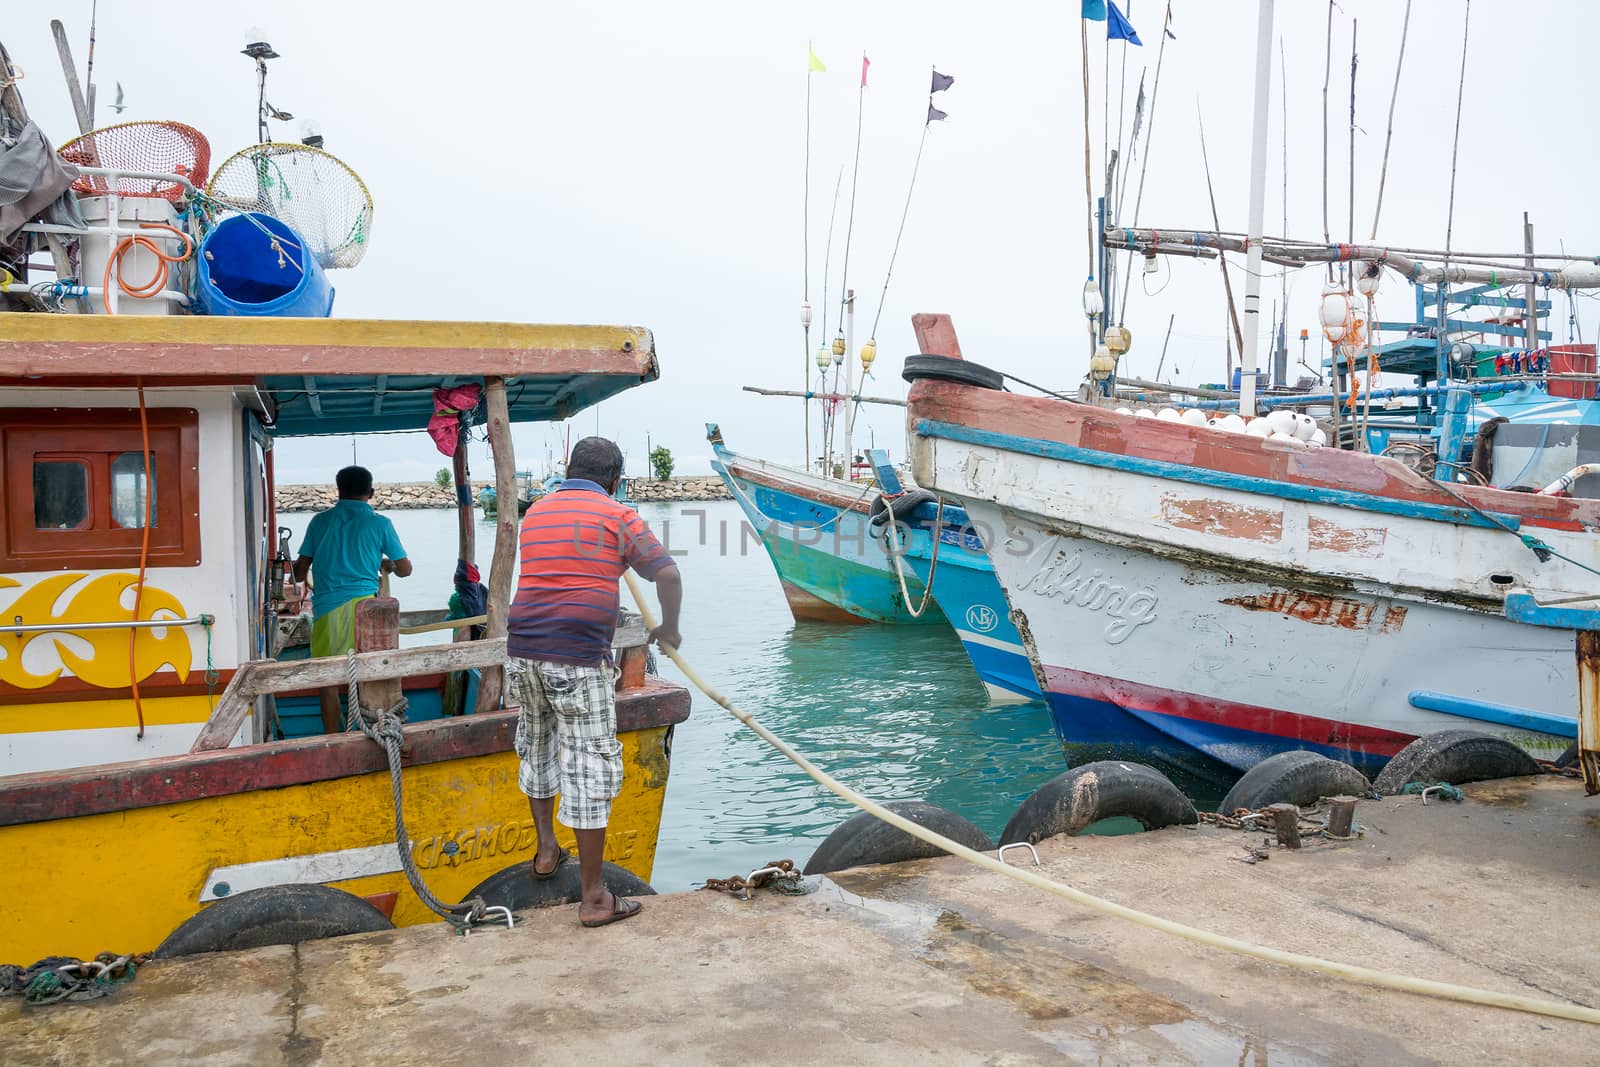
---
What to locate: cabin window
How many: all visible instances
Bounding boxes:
[111,452,158,528]
[32,460,90,530]
[1,408,201,572]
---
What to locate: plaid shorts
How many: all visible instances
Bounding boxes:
[508,658,622,830]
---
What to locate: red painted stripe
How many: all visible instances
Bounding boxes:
[1042,663,1414,755]
[0,679,690,827]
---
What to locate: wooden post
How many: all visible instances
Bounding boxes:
[1325,796,1358,838]
[1266,803,1301,849]
[453,415,476,565]
[452,415,476,647]
[354,597,401,721]
[475,376,516,713]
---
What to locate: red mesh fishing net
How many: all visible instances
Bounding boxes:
[58,121,211,201]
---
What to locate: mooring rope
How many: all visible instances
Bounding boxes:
[345,652,511,933]
[622,571,1600,1026]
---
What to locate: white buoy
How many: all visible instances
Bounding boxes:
[1156,408,1181,422]
[1292,413,1317,441]
[1180,408,1209,427]
[1311,427,1328,446]
[1115,407,1134,416]
[1265,409,1297,435]
[1134,408,1155,419]
[1245,418,1273,438]
[1269,431,1307,447]
[1216,413,1248,434]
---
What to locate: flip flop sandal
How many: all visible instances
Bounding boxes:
[581,891,642,928]
[531,847,571,880]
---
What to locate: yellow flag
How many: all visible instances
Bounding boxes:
[808,45,826,74]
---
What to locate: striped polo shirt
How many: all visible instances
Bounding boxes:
[508,479,674,666]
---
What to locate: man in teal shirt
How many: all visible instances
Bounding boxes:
[292,466,412,732]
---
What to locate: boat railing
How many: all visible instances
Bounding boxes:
[20,166,201,313]
[193,609,653,753]
[1,613,214,635]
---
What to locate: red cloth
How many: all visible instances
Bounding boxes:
[427,384,482,456]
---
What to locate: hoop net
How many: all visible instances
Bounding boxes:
[204,143,374,269]
[58,121,211,201]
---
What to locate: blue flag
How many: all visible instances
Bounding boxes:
[1107,0,1142,44]
[1082,0,1107,20]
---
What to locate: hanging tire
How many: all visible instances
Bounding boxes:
[155,884,394,958]
[868,489,938,529]
[900,354,1006,391]
[464,859,655,913]
[1218,750,1373,814]
[1372,729,1544,795]
[802,800,995,876]
[1000,761,1198,846]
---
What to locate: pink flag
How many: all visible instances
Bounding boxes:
[861,54,870,88]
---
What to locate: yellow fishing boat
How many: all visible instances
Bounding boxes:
[0,312,689,964]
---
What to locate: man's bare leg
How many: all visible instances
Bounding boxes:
[318,686,340,734]
[528,795,563,876]
[574,826,613,922]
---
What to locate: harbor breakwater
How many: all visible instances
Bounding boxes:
[275,476,729,512]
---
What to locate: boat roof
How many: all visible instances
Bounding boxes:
[0,314,659,436]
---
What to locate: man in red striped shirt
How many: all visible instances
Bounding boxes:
[507,436,682,927]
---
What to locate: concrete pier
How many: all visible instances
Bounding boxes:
[3,775,1596,1064]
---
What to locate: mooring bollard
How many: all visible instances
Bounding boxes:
[1266,803,1301,849]
[1325,796,1358,838]
[354,597,402,721]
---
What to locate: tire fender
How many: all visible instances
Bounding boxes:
[156,884,394,958]
[1218,750,1373,814]
[464,859,655,913]
[803,800,995,876]
[900,354,1006,391]
[1372,729,1544,795]
[1000,761,1197,845]
[868,489,939,530]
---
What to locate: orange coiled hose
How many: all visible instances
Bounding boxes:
[102,222,194,314]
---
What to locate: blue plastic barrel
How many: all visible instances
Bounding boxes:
[195,212,335,317]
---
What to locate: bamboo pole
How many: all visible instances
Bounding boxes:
[475,376,516,713]
[1104,229,1600,290]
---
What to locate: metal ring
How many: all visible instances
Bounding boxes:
[996,842,1041,867]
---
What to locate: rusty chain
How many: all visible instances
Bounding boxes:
[700,859,808,900]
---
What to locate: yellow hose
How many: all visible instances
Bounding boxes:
[622,569,1600,1026]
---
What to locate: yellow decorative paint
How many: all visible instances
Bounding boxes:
[0,727,672,962]
[0,573,192,690]
[0,695,215,735]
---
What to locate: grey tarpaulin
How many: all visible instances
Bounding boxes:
[0,121,85,244]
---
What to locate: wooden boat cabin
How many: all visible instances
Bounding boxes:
[0,314,690,962]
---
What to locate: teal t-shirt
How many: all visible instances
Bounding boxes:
[298,499,408,618]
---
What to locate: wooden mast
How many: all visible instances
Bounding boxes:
[475,376,516,713]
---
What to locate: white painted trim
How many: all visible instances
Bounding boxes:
[200,843,401,902]
[954,630,1027,656]
[0,721,206,776]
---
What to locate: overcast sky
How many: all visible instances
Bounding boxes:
[11,1,1598,483]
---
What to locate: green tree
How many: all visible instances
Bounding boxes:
[648,446,674,481]
[434,468,451,488]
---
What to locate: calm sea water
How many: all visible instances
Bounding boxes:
[280,499,1066,890]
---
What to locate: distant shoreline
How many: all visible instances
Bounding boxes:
[274,477,730,512]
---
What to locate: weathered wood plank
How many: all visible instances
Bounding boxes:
[9,680,691,827]
[0,316,658,379]
[189,664,258,752]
